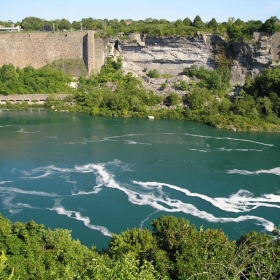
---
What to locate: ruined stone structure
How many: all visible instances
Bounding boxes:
[0,31,108,74]
[0,94,68,104]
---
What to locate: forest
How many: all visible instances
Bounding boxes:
[0,213,280,279]
[1,15,280,40]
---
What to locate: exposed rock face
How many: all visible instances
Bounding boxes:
[110,32,279,88]
[119,35,216,76]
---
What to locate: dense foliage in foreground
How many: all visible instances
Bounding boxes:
[0,214,279,279]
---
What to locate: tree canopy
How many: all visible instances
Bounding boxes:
[3,15,279,40]
[0,64,74,95]
[0,213,279,279]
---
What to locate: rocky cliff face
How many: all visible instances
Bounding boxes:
[106,32,279,89]
[117,35,216,77]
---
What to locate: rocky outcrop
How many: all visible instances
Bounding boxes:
[108,32,280,88]
[119,34,216,76]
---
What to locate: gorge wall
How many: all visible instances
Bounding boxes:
[115,32,280,86]
[0,30,279,85]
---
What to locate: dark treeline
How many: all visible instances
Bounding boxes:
[1,15,280,40]
[0,214,280,279]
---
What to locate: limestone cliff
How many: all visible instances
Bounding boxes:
[107,32,280,90]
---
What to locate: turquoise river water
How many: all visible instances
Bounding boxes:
[0,109,279,250]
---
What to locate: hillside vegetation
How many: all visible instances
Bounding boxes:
[0,64,74,95]
[1,57,280,131]
[44,57,280,132]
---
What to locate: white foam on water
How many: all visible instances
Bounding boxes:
[184,133,273,147]
[16,202,34,209]
[0,181,13,185]
[27,171,52,179]
[8,209,22,215]
[135,182,280,212]
[68,163,278,232]
[60,174,77,185]
[66,134,148,146]
[72,182,103,195]
[69,162,278,232]
[187,148,210,153]
[125,140,152,145]
[227,167,280,176]
[14,162,279,234]
[131,181,278,232]
[50,204,112,237]
[140,210,159,228]
[217,147,263,152]
[105,133,146,140]
[22,165,74,179]
[1,194,17,209]
[0,186,59,197]
[0,125,16,128]
[106,159,132,171]
[1,194,36,215]
[17,128,39,134]
[66,139,88,145]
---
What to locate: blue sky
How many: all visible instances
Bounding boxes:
[0,0,279,23]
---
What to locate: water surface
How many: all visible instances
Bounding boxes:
[0,109,279,250]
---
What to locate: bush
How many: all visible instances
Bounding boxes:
[160,83,167,90]
[147,69,160,78]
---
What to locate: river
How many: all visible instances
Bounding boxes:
[0,109,279,250]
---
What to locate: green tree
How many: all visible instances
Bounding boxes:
[164,92,181,106]
[174,19,183,27]
[0,64,20,94]
[208,18,218,29]
[243,68,280,103]
[233,93,258,116]
[244,20,263,36]
[183,17,192,26]
[0,252,15,280]
[263,16,280,33]
[151,216,236,279]
[236,231,280,279]
[72,20,81,30]
[81,17,94,30]
[228,21,245,41]
[257,96,273,115]
[193,15,206,29]
[58,18,71,30]
[92,252,161,280]
[21,16,45,30]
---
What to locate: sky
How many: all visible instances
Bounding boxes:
[0,0,279,23]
